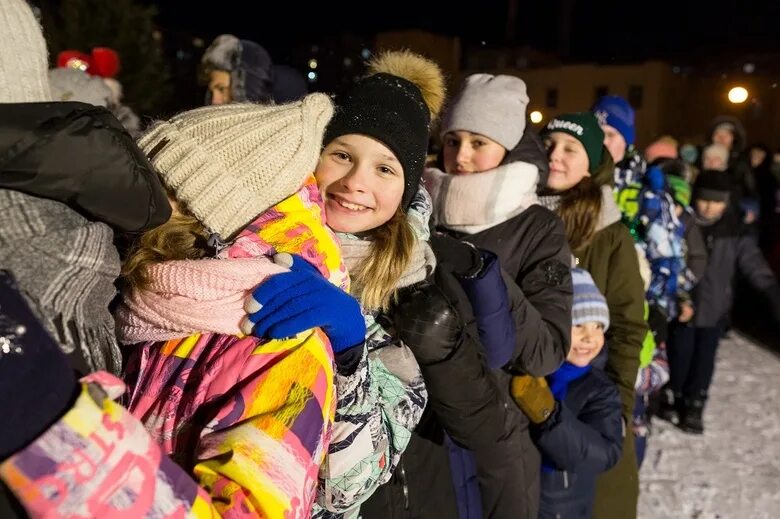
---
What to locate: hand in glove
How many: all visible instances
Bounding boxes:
[391,280,463,365]
[242,254,366,353]
[429,232,483,278]
[510,375,556,424]
[0,270,78,460]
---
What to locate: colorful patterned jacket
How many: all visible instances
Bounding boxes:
[614,153,691,319]
[1,179,347,518]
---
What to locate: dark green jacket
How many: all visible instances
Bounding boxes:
[576,207,647,519]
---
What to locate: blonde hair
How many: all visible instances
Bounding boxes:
[122,207,211,290]
[350,209,416,311]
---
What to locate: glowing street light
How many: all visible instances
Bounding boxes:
[308,59,318,70]
[530,110,544,124]
[728,86,749,104]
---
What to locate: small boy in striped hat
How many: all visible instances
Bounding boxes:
[511,268,624,518]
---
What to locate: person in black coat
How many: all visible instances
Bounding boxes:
[421,74,572,518]
[511,268,623,519]
[666,170,780,434]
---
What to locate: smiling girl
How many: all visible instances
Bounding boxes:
[540,113,647,519]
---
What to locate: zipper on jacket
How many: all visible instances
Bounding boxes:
[399,462,410,510]
[563,470,569,489]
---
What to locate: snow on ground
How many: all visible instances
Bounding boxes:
[639,332,780,519]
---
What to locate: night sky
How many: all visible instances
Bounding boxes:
[146,0,780,63]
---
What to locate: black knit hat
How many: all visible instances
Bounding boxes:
[324,73,430,210]
[694,170,732,203]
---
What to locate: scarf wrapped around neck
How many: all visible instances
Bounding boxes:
[424,161,539,234]
[116,176,349,343]
[0,190,122,374]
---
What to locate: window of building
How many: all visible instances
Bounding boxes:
[629,85,644,109]
[546,87,558,108]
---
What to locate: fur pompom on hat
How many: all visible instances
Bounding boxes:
[323,50,446,210]
[138,93,334,240]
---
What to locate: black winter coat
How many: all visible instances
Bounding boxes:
[693,210,780,327]
[680,210,708,283]
[362,255,536,518]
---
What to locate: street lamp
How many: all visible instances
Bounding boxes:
[728,86,749,104]
[530,110,543,124]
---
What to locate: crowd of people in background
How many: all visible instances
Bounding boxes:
[1,0,779,517]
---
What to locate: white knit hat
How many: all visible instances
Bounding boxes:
[0,0,52,103]
[441,74,529,151]
[138,93,334,240]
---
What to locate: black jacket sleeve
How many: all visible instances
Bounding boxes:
[391,270,510,449]
[684,220,708,283]
[504,213,573,377]
[736,232,780,321]
[0,102,170,232]
[533,379,623,474]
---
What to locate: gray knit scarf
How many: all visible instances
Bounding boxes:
[0,190,122,375]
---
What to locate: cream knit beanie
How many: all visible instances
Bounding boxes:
[138,93,334,240]
[441,74,529,151]
[0,0,53,103]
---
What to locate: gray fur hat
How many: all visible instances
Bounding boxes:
[201,34,274,104]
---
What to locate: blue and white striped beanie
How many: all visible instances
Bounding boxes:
[571,268,610,331]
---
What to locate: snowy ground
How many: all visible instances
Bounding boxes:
[639,332,780,519]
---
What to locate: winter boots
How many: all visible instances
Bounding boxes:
[655,388,705,434]
[679,398,705,434]
[655,388,682,426]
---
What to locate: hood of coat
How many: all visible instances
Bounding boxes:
[708,115,747,154]
[202,34,274,104]
[502,124,550,192]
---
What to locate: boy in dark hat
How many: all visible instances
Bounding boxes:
[664,170,780,433]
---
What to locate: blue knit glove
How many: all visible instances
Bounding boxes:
[242,254,366,353]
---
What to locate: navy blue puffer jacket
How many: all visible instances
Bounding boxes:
[532,367,623,519]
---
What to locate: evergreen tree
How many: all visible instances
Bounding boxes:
[40,0,171,116]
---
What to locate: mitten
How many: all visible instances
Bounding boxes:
[510,375,556,424]
[243,254,365,353]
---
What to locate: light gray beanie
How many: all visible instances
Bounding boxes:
[0,0,53,103]
[441,74,529,150]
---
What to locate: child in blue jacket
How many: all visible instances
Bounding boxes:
[511,268,624,518]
